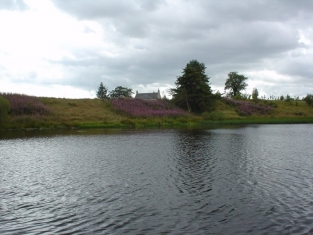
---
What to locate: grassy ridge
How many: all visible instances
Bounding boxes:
[1,95,313,130]
[217,99,313,119]
[2,97,201,129]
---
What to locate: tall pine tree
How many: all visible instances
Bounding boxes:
[96,82,108,99]
[170,60,215,113]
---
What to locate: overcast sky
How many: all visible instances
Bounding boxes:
[0,0,312,99]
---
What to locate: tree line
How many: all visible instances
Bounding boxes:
[97,59,313,113]
[96,84,133,99]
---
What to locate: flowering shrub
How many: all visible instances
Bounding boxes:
[0,93,52,116]
[224,98,272,116]
[111,98,188,118]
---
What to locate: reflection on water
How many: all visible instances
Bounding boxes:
[1,125,313,234]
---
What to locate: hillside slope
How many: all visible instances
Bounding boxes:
[1,95,313,130]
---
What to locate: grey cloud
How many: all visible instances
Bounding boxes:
[51,56,174,91]
[52,0,165,19]
[52,0,131,19]
[52,0,309,46]
[48,0,312,97]
[278,55,313,80]
[136,0,165,11]
[0,0,28,11]
[200,0,313,22]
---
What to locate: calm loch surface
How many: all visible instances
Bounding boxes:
[1,125,313,234]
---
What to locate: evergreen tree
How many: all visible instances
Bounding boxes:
[96,82,108,99]
[252,88,259,101]
[304,94,313,107]
[170,60,215,113]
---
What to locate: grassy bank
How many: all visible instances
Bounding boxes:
[201,99,313,125]
[1,97,201,129]
[201,117,313,125]
[1,95,313,130]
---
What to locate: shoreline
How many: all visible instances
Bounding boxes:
[1,96,313,131]
[1,117,313,132]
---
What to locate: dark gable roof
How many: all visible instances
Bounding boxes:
[135,92,159,100]
[135,90,162,100]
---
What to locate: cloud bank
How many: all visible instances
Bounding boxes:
[0,0,312,98]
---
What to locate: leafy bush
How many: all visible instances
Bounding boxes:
[68,102,77,107]
[294,112,305,116]
[0,96,10,127]
[121,119,136,126]
[304,94,313,107]
[0,93,52,116]
[285,94,293,102]
[202,111,225,121]
[224,98,272,116]
[264,101,278,108]
[111,98,188,118]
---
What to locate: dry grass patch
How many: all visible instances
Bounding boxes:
[40,98,124,124]
[266,100,313,118]
[214,100,241,119]
[217,99,313,119]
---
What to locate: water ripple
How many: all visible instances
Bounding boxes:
[1,125,313,234]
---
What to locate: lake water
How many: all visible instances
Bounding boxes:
[1,124,313,234]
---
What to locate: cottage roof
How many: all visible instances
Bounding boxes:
[135,89,161,100]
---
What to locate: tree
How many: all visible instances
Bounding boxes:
[109,86,133,98]
[285,94,291,102]
[0,96,10,128]
[224,72,248,98]
[252,88,259,101]
[304,94,313,107]
[170,60,215,113]
[96,82,108,99]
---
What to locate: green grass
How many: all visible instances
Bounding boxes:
[200,99,313,125]
[201,117,313,125]
[1,97,313,130]
[211,99,313,119]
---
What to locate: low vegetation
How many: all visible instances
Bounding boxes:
[0,92,312,130]
[203,98,313,123]
[224,98,272,116]
[304,94,313,107]
[1,59,313,130]
[111,98,188,118]
[1,93,51,116]
[0,96,10,128]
